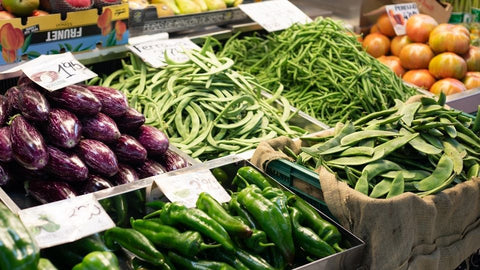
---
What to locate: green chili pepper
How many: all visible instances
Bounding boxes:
[146,202,235,251]
[103,227,173,270]
[228,193,257,229]
[0,202,39,270]
[209,249,249,270]
[72,251,119,270]
[212,168,229,185]
[129,257,156,270]
[261,186,292,227]
[168,251,235,270]
[237,185,295,264]
[233,166,272,190]
[289,207,336,258]
[131,218,220,257]
[196,192,253,238]
[242,228,275,254]
[232,248,275,270]
[290,198,341,247]
[37,258,57,270]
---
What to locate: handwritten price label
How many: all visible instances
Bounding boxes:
[153,169,230,208]
[18,194,114,248]
[128,38,200,68]
[239,0,312,32]
[385,3,419,35]
[20,52,97,91]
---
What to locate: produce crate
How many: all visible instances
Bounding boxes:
[90,157,365,269]
[0,144,198,213]
[128,5,251,37]
[0,3,129,66]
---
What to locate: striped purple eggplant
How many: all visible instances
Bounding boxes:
[48,85,101,116]
[81,112,120,143]
[10,115,48,170]
[81,174,114,194]
[0,95,8,126]
[5,86,21,114]
[46,146,88,182]
[18,84,50,122]
[77,139,118,177]
[137,125,169,156]
[0,164,11,186]
[160,149,189,171]
[47,108,82,149]
[0,127,12,162]
[114,107,145,133]
[26,180,77,204]
[112,164,139,185]
[136,159,166,179]
[113,134,147,164]
[87,86,128,117]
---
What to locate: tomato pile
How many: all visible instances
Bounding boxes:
[363,13,480,96]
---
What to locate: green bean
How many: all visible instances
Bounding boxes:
[354,171,369,195]
[370,180,392,198]
[400,102,421,127]
[339,147,374,157]
[443,141,463,174]
[415,154,454,191]
[417,173,456,198]
[420,133,444,150]
[386,172,404,199]
[400,128,442,155]
[340,130,399,146]
[381,170,430,181]
[373,133,419,161]
[467,163,480,179]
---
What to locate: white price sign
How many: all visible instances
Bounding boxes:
[153,169,231,208]
[18,194,115,249]
[239,0,312,32]
[128,38,200,68]
[20,52,97,91]
[385,3,419,35]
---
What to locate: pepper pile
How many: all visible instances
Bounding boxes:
[102,166,344,269]
[287,94,480,198]
[217,17,418,126]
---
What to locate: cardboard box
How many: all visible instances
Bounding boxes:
[360,0,452,32]
[0,3,129,66]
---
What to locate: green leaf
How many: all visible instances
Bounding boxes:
[49,50,60,54]
[21,34,32,53]
[73,43,83,52]
[27,51,41,58]
[106,29,116,47]
[64,43,73,51]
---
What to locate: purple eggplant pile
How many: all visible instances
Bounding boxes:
[0,79,189,205]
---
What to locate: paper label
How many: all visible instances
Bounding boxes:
[239,0,312,32]
[385,3,419,35]
[18,194,115,249]
[20,52,97,91]
[153,169,230,208]
[128,38,200,68]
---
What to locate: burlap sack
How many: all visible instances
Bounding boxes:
[251,136,480,270]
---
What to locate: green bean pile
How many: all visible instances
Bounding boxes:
[217,18,418,126]
[89,44,306,160]
[284,95,480,198]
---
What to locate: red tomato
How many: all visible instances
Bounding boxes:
[377,56,406,77]
[406,14,438,43]
[362,33,390,58]
[391,35,412,57]
[429,24,470,55]
[399,43,434,69]
[428,52,467,79]
[429,78,466,95]
[402,69,436,89]
[463,46,480,72]
[463,71,480,89]
[376,13,395,37]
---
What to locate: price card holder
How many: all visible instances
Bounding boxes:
[385,3,419,36]
[18,194,115,249]
[239,0,312,32]
[152,169,231,208]
[20,52,97,92]
[127,38,200,68]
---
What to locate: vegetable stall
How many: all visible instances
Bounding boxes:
[0,0,479,270]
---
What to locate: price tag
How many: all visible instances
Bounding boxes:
[18,194,115,249]
[128,38,200,68]
[153,169,231,208]
[385,3,419,35]
[239,0,312,32]
[20,52,97,91]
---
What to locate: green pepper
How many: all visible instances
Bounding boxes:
[131,218,220,257]
[212,168,229,185]
[37,258,57,270]
[264,247,286,270]
[243,228,275,254]
[232,248,275,270]
[72,251,119,270]
[196,192,252,238]
[228,193,257,229]
[103,227,173,270]
[0,202,39,270]
[168,251,235,270]
[129,257,156,270]
[146,202,235,251]
[146,200,166,211]
[99,195,128,227]
[262,186,292,229]
[290,198,341,247]
[289,207,335,259]
[233,166,272,190]
[237,185,295,264]
[207,249,249,270]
